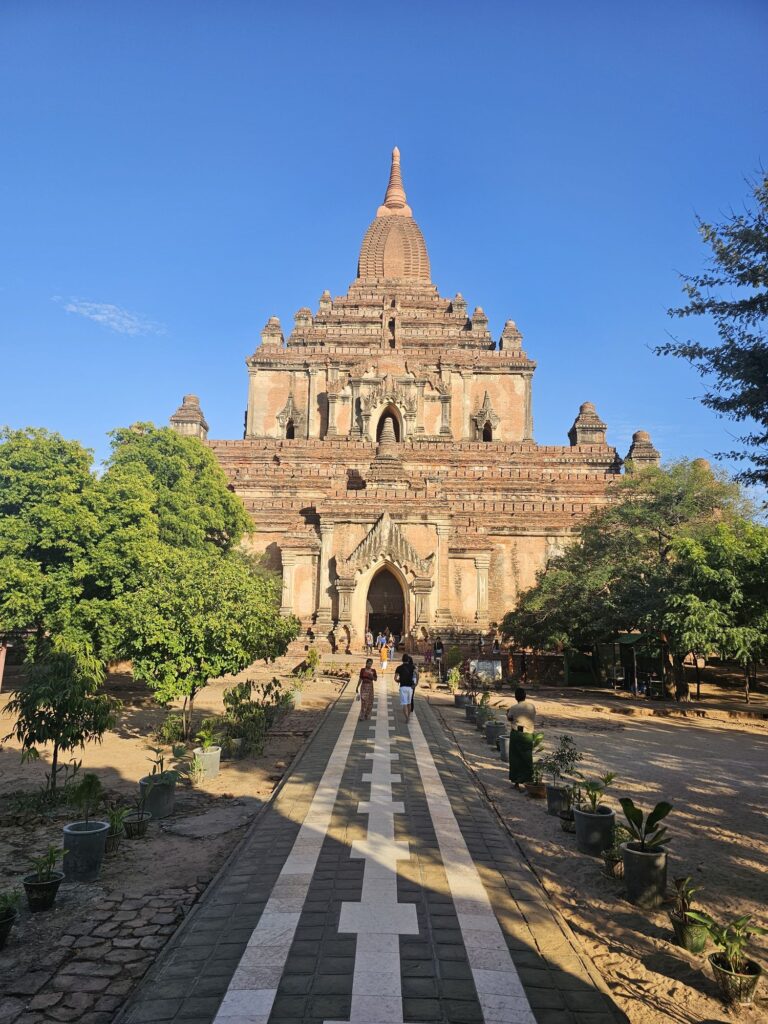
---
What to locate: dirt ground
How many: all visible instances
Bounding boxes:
[0,658,345,1023]
[429,687,768,1024]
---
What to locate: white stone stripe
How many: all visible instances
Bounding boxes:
[213,693,360,1024]
[328,677,418,1024]
[409,712,537,1024]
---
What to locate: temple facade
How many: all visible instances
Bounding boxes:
[170,148,659,648]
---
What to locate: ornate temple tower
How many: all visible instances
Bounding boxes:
[172,150,659,648]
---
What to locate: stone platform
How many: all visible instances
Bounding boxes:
[117,679,626,1024]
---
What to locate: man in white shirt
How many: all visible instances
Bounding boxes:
[506,687,537,789]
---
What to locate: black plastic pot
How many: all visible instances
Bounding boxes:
[139,774,177,819]
[621,842,667,908]
[63,820,110,882]
[574,806,615,857]
[23,872,64,912]
[560,809,576,833]
[669,913,707,953]
[454,693,469,707]
[123,811,152,839]
[709,953,762,1005]
[545,784,567,817]
[0,911,16,950]
[465,705,478,723]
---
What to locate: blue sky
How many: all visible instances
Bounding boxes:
[1,0,766,477]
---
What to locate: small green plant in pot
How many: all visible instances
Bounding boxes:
[123,790,152,839]
[685,911,766,1005]
[523,732,546,798]
[668,877,708,954]
[63,772,110,882]
[139,747,181,819]
[106,805,130,856]
[601,823,631,879]
[23,846,66,912]
[619,797,672,909]
[539,734,583,816]
[193,722,222,781]
[573,773,616,856]
[559,784,581,833]
[0,891,20,950]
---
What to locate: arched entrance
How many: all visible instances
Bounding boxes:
[366,566,405,637]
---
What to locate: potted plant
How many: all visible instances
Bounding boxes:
[123,791,152,839]
[559,784,581,833]
[573,773,616,856]
[106,805,130,856]
[523,733,546,798]
[484,717,506,746]
[193,723,222,780]
[139,747,180,819]
[448,667,466,705]
[62,773,110,882]
[668,877,708,953]
[539,734,582,816]
[0,891,20,950]
[601,822,631,879]
[619,797,672,908]
[685,911,765,1005]
[23,846,66,912]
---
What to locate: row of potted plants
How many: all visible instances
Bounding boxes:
[454,698,765,1006]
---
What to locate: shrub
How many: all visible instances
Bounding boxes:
[156,713,185,745]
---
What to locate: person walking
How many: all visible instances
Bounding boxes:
[355,658,377,720]
[387,633,396,663]
[409,657,419,714]
[506,687,537,790]
[433,636,444,681]
[379,640,389,674]
[394,654,415,724]
[365,629,374,656]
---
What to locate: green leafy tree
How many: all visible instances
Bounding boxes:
[121,550,299,738]
[657,173,768,486]
[502,461,764,698]
[105,424,251,552]
[3,648,120,795]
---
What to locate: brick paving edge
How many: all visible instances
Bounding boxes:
[427,697,630,1024]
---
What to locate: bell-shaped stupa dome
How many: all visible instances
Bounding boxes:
[357,148,431,283]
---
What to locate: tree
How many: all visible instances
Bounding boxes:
[120,550,299,738]
[502,461,761,698]
[105,424,251,552]
[3,648,120,795]
[657,174,768,486]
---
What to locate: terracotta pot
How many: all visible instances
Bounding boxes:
[524,781,546,799]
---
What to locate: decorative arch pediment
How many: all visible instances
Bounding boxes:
[360,374,417,417]
[276,392,306,432]
[341,512,434,578]
[471,391,500,435]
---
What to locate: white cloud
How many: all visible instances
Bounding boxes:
[53,296,166,336]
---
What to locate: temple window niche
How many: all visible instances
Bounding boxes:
[377,408,401,442]
[285,419,295,440]
[482,422,493,442]
[472,391,500,443]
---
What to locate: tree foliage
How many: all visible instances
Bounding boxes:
[657,173,768,486]
[502,461,768,696]
[121,550,299,737]
[3,648,119,794]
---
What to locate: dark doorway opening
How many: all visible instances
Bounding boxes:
[286,419,295,440]
[376,410,401,442]
[482,422,493,442]
[366,567,405,637]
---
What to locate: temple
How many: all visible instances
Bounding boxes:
[170,148,659,648]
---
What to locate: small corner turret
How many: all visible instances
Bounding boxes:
[170,394,209,441]
[568,402,607,446]
[624,430,660,468]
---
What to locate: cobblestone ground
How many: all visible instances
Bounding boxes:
[111,678,627,1024]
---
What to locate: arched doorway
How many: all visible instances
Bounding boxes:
[482,421,493,442]
[376,407,401,442]
[366,566,405,637]
[285,419,295,440]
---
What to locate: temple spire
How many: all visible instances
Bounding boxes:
[377,146,413,217]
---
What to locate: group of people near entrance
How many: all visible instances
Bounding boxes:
[355,652,418,723]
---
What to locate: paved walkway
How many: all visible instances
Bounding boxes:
[118,678,626,1024]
